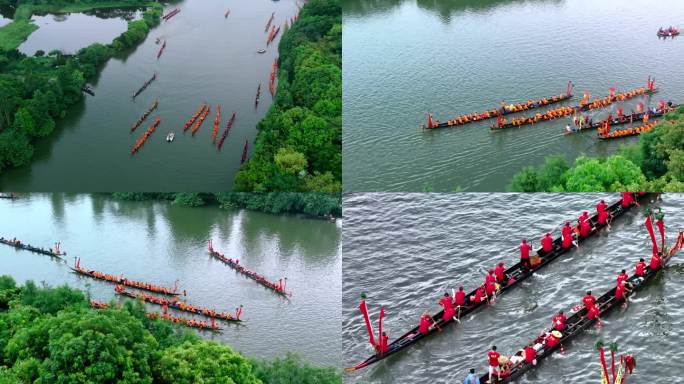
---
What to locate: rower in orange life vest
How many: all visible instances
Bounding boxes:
[541,233,554,253]
[635,258,647,276]
[439,292,455,321]
[494,262,506,283]
[621,192,635,208]
[520,239,533,270]
[561,222,575,249]
[552,310,566,331]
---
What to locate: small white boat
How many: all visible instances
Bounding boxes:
[257,49,266,54]
[166,132,175,142]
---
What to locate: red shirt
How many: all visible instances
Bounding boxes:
[473,288,484,303]
[617,273,628,286]
[455,290,466,306]
[615,284,625,300]
[562,225,574,239]
[650,255,661,270]
[580,220,591,237]
[541,235,554,252]
[552,314,566,330]
[485,273,496,286]
[621,192,634,207]
[587,305,600,320]
[488,351,500,367]
[579,212,589,223]
[494,265,505,282]
[524,346,536,364]
[485,281,497,296]
[598,210,609,225]
[440,297,454,311]
[520,242,532,259]
[635,261,646,276]
[418,316,431,334]
[379,335,389,353]
[597,201,607,213]
[582,295,596,308]
[546,334,560,348]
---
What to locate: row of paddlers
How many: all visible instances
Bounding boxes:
[131,116,160,155]
[0,237,64,258]
[90,300,223,332]
[70,258,179,296]
[162,8,180,22]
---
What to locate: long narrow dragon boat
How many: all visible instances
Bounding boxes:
[89,300,222,331]
[265,12,275,32]
[0,237,65,258]
[224,9,230,18]
[565,104,677,134]
[217,112,236,150]
[131,117,160,155]
[346,194,651,372]
[208,240,292,297]
[162,8,180,21]
[183,103,207,131]
[598,121,658,140]
[267,25,281,45]
[70,259,180,296]
[491,85,656,130]
[132,73,157,99]
[212,105,221,143]
[424,82,573,130]
[156,40,166,60]
[0,193,16,199]
[114,286,243,322]
[130,99,159,132]
[269,59,277,96]
[191,105,211,135]
[241,140,249,164]
[481,229,684,383]
[255,83,261,108]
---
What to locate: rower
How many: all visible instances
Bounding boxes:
[578,210,589,224]
[582,291,597,310]
[494,262,506,283]
[455,286,466,307]
[471,286,485,304]
[545,330,562,348]
[561,222,575,249]
[552,310,566,331]
[487,346,500,383]
[621,192,635,208]
[650,251,663,271]
[579,218,592,238]
[615,281,633,302]
[586,304,600,320]
[541,233,554,254]
[485,270,496,286]
[598,207,610,226]
[635,258,647,276]
[418,312,432,334]
[616,269,629,286]
[521,239,533,269]
[379,332,389,354]
[440,293,456,322]
[523,344,537,365]
[485,280,497,300]
[597,199,607,214]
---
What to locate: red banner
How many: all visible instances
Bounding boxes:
[378,307,384,345]
[645,216,659,256]
[359,300,376,347]
[656,219,665,251]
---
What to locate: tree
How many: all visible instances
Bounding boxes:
[0,127,34,170]
[251,353,341,384]
[564,156,645,192]
[274,147,307,174]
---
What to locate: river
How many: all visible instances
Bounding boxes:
[342,193,684,383]
[0,194,341,367]
[342,0,684,192]
[1,0,299,191]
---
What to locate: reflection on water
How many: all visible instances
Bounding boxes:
[18,9,142,55]
[0,194,342,367]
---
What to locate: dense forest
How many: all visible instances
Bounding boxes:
[234,0,341,193]
[0,276,340,383]
[509,107,684,192]
[110,192,342,218]
[0,0,160,174]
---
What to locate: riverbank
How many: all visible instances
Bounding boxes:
[0,276,340,383]
[0,1,161,173]
[0,1,156,51]
[234,0,341,193]
[110,192,342,218]
[509,106,684,192]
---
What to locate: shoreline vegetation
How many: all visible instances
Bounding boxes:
[0,276,341,383]
[0,0,162,174]
[509,106,684,192]
[234,0,341,193]
[110,192,342,218]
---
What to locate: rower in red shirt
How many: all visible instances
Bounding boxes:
[598,208,610,226]
[487,346,501,382]
[616,269,628,286]
[471,286,485,304]
[541,233,554,253]
[494,262,506,283]
[454,286,466,306]
[621,192,635,208]
[485,270,496,286]
[418,312,432,334]
[579,219,592,238]
[650,252,663,270]
[440,293,455,322]
[586,304,600,320]
[485,281,497,299]
[524,345,537,365]
[578,210,589,224]
[545,331,561,348]
[597,199,607,214]
[521,239,533,269]
[379,331,389,353]
[582,291,597,310]
[552,310,566,330]
[561,222,575,249]
[635,258,647,276]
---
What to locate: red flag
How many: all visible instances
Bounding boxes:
[617,106,623,116]
[359,300,377,347]
[497,114,502,128]
[656,219,665,251]
[645,215,659,255]
[378,307,384,345]
[427,113,433,129]
[566,81,572,96]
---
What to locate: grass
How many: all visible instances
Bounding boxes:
[0,1,156,52]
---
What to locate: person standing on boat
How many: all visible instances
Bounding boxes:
[521,239,533,270]
[487,346,500,382]
[541,233,554,254]
[635,258,647,276]
[561,222,575,249]
[463,368,480,384]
